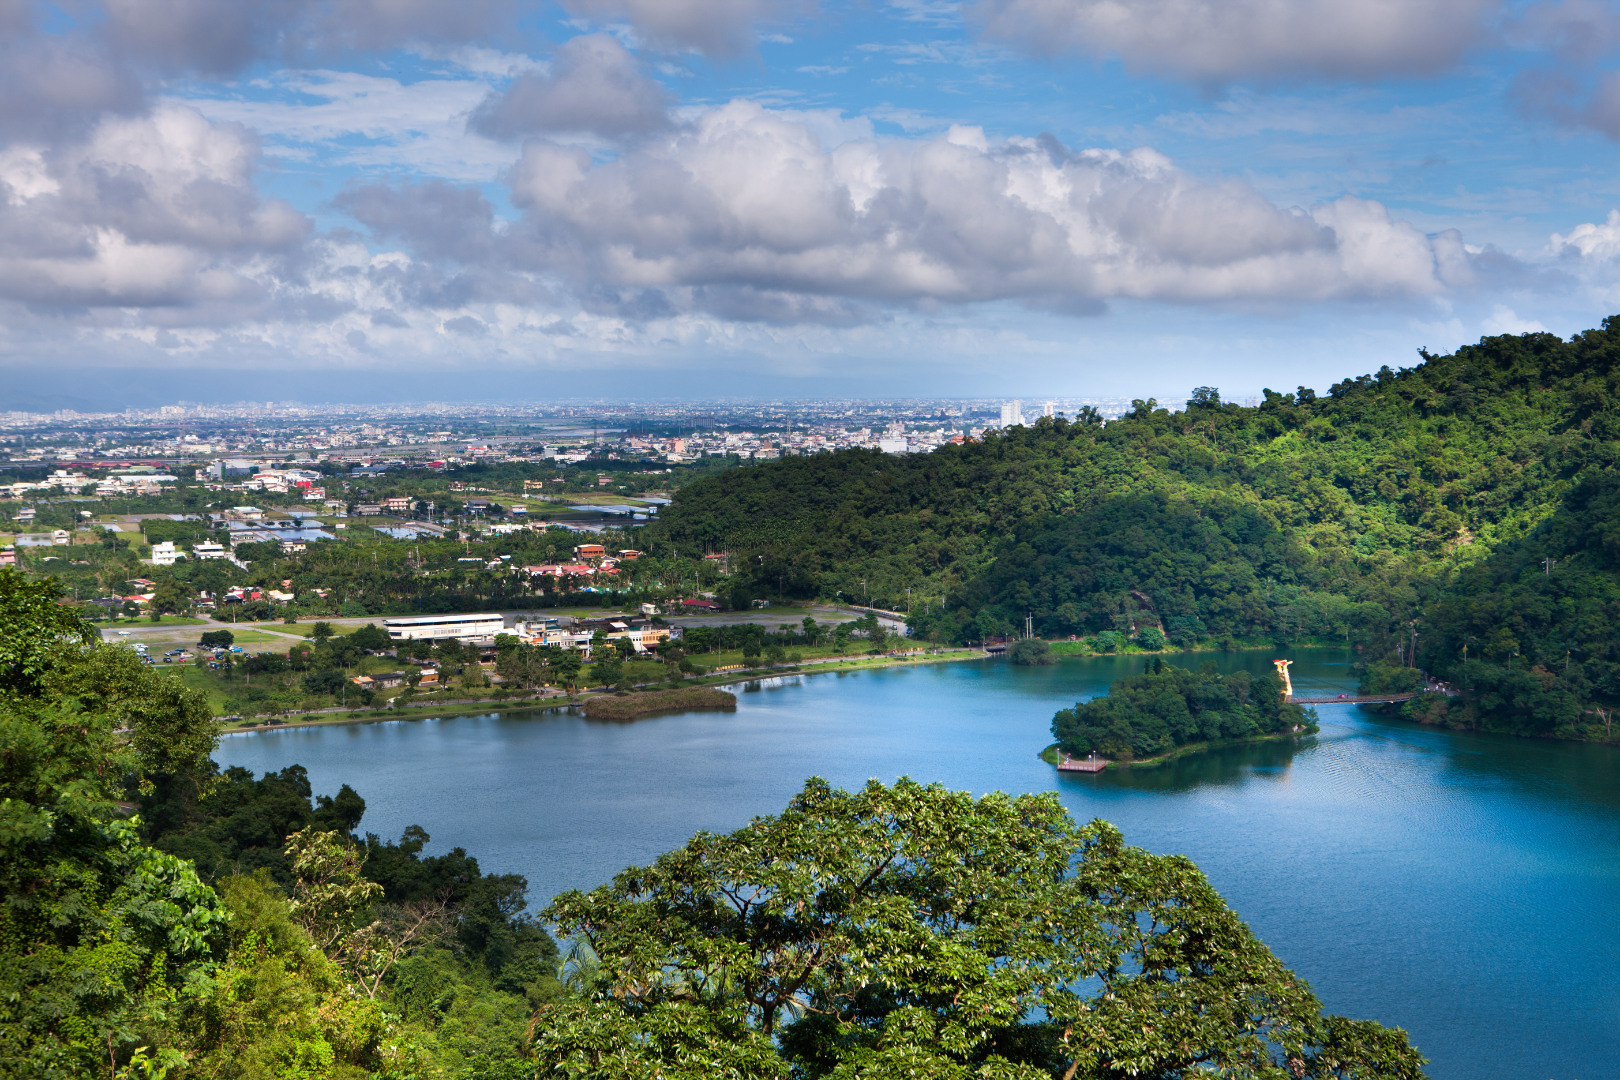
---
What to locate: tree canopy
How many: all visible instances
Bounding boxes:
[538,777,1421,1080]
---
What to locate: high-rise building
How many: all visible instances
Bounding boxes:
[999,400,1024,428]
[1042,401,1055,418]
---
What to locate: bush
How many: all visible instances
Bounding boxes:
[1136,627,1168,651]
[1009,638,1054,665]
[200,629,235,648]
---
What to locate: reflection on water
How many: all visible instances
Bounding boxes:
[217,647,1620,1080]
[1078,732,1312,794]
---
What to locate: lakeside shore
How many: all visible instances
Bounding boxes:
[216,646,989,734]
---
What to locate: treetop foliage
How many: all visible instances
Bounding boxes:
[537,777,1423,1080]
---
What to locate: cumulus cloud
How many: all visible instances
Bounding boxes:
[0,35,145,141]
[559,0,811,56]
[1550,209,1620,261]
[972,0,1500,83]
[0,104,308,309]
[487,103,1486,317]
[469,34,671,140]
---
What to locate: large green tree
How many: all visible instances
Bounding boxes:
[537,777,1423,1080]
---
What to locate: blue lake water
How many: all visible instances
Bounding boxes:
[215,649,1620,1080]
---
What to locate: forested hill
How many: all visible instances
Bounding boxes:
[650,317,1620,739]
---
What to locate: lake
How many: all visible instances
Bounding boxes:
[216,649,1620,1080]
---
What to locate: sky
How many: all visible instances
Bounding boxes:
[7,0,1620,409]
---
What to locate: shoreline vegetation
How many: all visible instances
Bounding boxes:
[583,686,737,721]
[1040,727,1313,770]
[216,645,989,734]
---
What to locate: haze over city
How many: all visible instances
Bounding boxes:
[5,0,1620,408]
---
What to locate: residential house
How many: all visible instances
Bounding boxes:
[354,503,384,516]
[192,541,227,559]
[574,543,606,561]
[0,547,14,566]
[384,496,411,513]
[373,672,407,688]
[151,541,183,566]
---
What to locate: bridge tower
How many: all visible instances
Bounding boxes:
[1272,659,1294,700]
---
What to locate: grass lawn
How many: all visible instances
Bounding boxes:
[205,629,295,645]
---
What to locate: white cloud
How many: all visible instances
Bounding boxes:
[486,101,1481,317]
[468,34,672,140]
[1549,209,1620,261]
[1481,304,1548,335]
[972,0,1501,83]
[0,103,308,309]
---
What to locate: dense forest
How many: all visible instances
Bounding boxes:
[651,319,1620,741]
[1,569,1424,1077]
[1050,660,1314,761]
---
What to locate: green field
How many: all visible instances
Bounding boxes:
[206,629,295,645]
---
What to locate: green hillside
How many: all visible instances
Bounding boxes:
[651,317,1620,740]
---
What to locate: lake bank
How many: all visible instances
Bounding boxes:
[214,646,987,733]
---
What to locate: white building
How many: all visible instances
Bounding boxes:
[384,612,505,642]
[999,400,1025,428]
[151,541,184,566]
[192,541,227,559]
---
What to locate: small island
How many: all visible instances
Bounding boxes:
[583,686,738,721]
[1048,659,1317,767]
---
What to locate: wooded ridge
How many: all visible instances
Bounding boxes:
[651,318,1620,741]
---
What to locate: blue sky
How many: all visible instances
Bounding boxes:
[6,0,1620,408]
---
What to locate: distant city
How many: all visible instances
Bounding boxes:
[0,397,1157,471]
